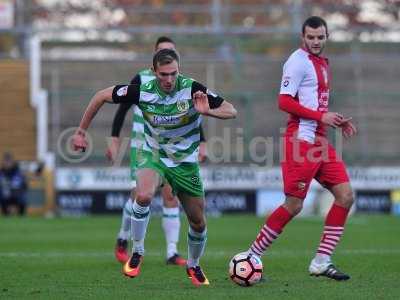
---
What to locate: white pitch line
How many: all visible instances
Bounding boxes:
[0,249,399,258]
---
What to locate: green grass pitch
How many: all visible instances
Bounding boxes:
[1,214,399,299]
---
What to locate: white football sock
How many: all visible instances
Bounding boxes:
[117,199,133,241]
[187,226,207,268]
[162,206,180,258]
[131,200,150,255]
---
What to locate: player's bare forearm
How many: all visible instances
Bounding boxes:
[198,142,207,162]
[207,101,237,119]
[105,136,122,163]
[78,87,114,131]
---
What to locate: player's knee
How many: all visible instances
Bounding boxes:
[284,197,303,215]
[135,190,154,206]
[337,190,354,209]
[188,217,206,233]
[291,203,303,216]
[190,223,206,233]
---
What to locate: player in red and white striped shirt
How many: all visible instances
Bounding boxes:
[248,16,357,281]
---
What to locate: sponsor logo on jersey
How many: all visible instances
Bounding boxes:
[117,86,128,96]
[191,175,200,185]
[282,76,290,87]
[319,91,329,107]
[151,114,183,126]
[206,89,217,98]
[177,99,190,112]
[147,105,156,112]
[144,82,152,89]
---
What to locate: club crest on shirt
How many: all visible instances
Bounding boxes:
[298,182,306,191]
[117,86,128,96]
[177,99,190,112]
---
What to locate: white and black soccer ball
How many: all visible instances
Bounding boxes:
[229,252,263,287]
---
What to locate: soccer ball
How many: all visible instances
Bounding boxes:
[229,252,263,287]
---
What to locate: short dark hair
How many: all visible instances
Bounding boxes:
[302,16,328,35]
[155,36,175,49]
[153,48,180,70]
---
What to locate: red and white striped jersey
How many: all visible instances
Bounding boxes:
[279,48,330,143]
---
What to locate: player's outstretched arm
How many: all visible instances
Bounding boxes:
[79,87,114,131]
[72,86,115,152]
[210,100,237,119]
[193,91,237,119]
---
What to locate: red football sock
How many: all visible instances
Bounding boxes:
[316,203,350,258]
[250,205,293,256]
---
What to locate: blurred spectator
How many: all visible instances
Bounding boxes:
[0,152,28,216]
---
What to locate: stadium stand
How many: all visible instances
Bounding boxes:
[0,60,36,161]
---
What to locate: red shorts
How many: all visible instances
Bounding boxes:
[281,137,349,199]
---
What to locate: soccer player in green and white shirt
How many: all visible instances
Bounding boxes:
[109,37,207,267]
[72,48,237,286]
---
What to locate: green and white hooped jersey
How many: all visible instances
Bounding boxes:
[113,74,223,168]
[131,69,155,168]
